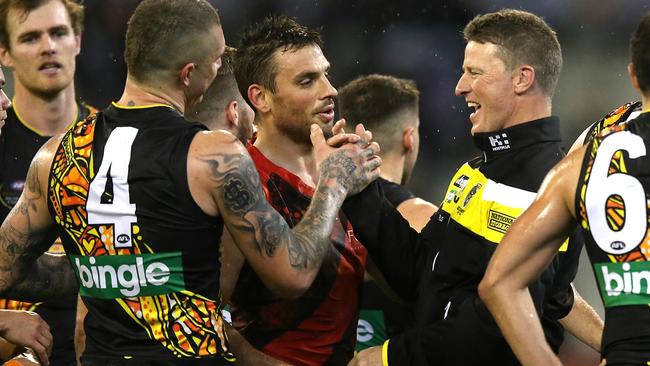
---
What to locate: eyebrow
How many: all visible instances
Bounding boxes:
[16,25,69,41]
[294,66,331,81]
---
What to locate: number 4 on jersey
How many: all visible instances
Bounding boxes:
[87,127,139,248]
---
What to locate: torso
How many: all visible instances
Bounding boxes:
[229,145,367,366]
[47,104,233,364]
[577,110,650,363]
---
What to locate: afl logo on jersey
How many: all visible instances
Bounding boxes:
[610,241,626,251]
[116,234,130,244]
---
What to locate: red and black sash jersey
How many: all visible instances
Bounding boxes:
[230,145,367,366]
[577,110,650,363]
[0,99,95,366]
[48,103,233,364]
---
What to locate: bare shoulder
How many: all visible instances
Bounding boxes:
[189,130,247,156]
[32,135,64,193]
[396,197,438,232]
[187,130,256,216]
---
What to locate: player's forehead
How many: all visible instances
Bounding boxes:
[7,0,73,39]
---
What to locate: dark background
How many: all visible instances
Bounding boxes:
[9,1,650,364]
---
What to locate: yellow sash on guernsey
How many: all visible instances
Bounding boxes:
[441,163,568,250]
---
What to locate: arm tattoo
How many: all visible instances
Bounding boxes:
[200,150,345,271]
[0,158,77,300]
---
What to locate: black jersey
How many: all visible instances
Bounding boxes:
[0,100,94,366]
[577,110,650,364]
[356,178,416,351]
[47,103,234,364]
[0,99,95,217]
[343,117,580,365]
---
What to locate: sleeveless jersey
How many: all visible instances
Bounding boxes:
[0,99,95,366]
[577,110,650,363]
[47,104,233,364]
[230,145,367,366]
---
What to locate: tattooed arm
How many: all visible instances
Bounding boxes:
[0,137,78,301]
[189,127,380,298]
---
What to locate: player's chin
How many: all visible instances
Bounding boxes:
[314,117,334,138]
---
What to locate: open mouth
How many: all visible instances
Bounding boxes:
[317,105,335,122]
[38,62,63,73]
[467,101,481,119]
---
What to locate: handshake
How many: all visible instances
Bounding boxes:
[310,119,382,196]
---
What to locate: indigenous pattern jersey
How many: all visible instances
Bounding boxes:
[577,110,650,363]
[0,99,95,366]
[356,178,415,351]
[583,101,643,145]
[47,104,233,364]
[230,145,367,366]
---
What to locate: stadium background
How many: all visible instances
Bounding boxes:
[6,0,650,364]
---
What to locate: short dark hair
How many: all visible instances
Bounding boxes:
[124,0,221,83]
[0,0,84,48]
[631,12,650,94]
[463,9,562,96]
[338,74,420,152]
[234,15,322,106]
[186,46,241,124]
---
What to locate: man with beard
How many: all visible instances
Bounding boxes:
[0,1,381,365]
[0,1,94,364]
[226,15,368,365]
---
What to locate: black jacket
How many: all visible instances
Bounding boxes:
[343,117,580,365]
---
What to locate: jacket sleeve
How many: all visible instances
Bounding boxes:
[342,180,437,303]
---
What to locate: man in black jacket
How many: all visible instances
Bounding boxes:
[345,9,602,366]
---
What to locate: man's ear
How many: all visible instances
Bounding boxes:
[74,33,82,57]
[179,62,196,87]
[0,43,13,68]
[513,65,535,94]
[225,100,239,131]
[248,84,270,113]
[629,63,642,93]
[403,127,415,152]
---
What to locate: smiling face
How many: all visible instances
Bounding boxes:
[266,44,337,144]
[455,41,518,135]
[0,0,81,99]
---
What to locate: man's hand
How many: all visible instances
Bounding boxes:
[0,311,51,366]
[311,123,381,196]
[347,346,382,366]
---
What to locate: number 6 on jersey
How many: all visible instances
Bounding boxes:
[585,131,647,255]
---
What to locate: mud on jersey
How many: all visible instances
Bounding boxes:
[577,110,650,361]
[48,105,234,363]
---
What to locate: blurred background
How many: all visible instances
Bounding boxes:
[8,0,650,364]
